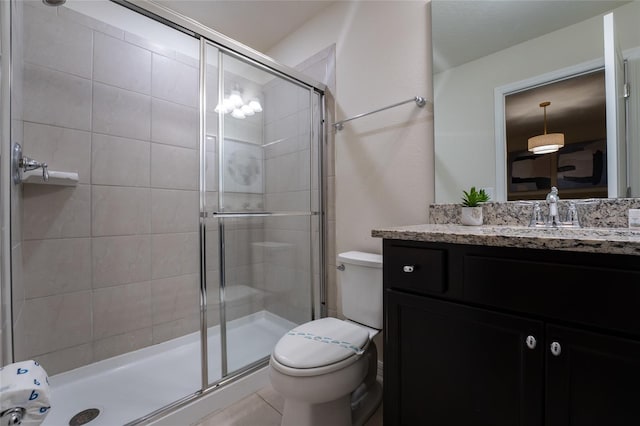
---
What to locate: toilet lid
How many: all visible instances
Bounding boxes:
[273,317,370,369]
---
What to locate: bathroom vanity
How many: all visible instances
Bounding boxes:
[373,223,640,426]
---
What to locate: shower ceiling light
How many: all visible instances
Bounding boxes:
[528,101,564,154]
[248,100,262,113]
[241,105,255,116]
[216,92,262,119]
[231,108,246,119]
[214,103,230,114]
[229,91,244,108]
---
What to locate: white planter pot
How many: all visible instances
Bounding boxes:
[461,206,483,226]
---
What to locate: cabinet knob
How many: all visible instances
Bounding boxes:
[525,335,537,350]
[403,265,415,273]
[550,341,562,356]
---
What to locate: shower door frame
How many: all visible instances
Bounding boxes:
[111,1,328,424]
[0,0,327,423]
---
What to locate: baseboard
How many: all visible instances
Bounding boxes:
[377,360,383,384]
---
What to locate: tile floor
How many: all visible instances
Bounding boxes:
[193,384,383,426]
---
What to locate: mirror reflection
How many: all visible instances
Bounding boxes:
[506,69,607,200]
[432,0,640,203]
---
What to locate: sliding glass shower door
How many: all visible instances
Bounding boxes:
[3,1,324,423]
[203,43,322,383]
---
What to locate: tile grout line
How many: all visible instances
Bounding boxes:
[256,390,283,416]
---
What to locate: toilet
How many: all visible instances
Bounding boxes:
[269,251,383,426]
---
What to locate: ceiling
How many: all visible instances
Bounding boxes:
[432,0,631,73]
[153,0,336,53]
[154,0,617,149]
[154,1,630,70]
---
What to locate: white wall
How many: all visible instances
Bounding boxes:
[268,1,433,260]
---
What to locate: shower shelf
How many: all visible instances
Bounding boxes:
[22,170,79,186]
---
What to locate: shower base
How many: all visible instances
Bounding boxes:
[42,310,296,426]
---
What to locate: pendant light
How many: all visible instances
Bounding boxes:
[528,101,564,154]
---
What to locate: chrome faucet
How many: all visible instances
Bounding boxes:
[545,186,560,227]
[524,187,583,228]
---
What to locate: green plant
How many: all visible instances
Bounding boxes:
[461,186,490,207]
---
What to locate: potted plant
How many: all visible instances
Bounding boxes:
[460,186,490,226]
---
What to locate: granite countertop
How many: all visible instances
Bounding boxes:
[372,224,640,256]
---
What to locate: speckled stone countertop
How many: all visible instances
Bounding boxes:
[371,198,640,256]
[371,224,640,256]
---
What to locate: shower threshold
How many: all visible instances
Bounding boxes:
[42,310,296,426]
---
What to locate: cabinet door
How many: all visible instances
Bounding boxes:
[546,324,640,426]
[384,289,544,426]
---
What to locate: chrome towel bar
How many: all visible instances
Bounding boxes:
[333,96,429,131]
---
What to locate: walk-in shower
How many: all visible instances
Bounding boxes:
[0,0,326,424]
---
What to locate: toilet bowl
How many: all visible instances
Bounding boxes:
[269,251,383,426]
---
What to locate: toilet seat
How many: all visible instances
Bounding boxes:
[272,318,370,377]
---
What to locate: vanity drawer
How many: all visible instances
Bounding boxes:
[463,252,640,337]
[384,243,447,295]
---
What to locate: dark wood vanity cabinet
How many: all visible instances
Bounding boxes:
[382,239,640,426]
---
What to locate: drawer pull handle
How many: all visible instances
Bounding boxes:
[525,335,537,350]
[550,341,562,356]
[403,265,415,273]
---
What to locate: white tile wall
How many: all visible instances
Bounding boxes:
[150,144,198,190]
[92,133,151,187]
[93,32,152,94]
[23,63,92,131]
[152,54,199,108]
[33,343,93,376]
[16,3,202,371]
[24,5,93,78]
[92,82,151,140]
[92,186,151,236]
[14,1,329,375]
[23,122,91,184]
[92,235,151,288]
[22,184,91,240]
[151,189,199,233]
[151,98,198,149]
[150,232,199,279]
[151,273,200,324]
[93,328,153,362]
[92,281,152,339]
[14,291,92,356]
[22,238,92,298]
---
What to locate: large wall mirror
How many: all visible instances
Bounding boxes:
[432,0,640,203]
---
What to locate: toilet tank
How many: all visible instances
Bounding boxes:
[337,251,383,330]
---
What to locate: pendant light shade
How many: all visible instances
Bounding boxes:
[528,101,564,154]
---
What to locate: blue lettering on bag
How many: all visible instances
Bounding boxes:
[17,368,28,374]
[29,390,39,400]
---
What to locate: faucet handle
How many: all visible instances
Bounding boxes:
[565,201,580,227]
[518,200,544,227]
[529,201,544,227]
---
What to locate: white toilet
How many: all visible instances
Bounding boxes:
[269,251,383,426]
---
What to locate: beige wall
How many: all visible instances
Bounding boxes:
[268,1,434,316]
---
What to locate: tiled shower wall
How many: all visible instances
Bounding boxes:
[261,78,315,325]
[10,2,326,376]
[13,3,203,375]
